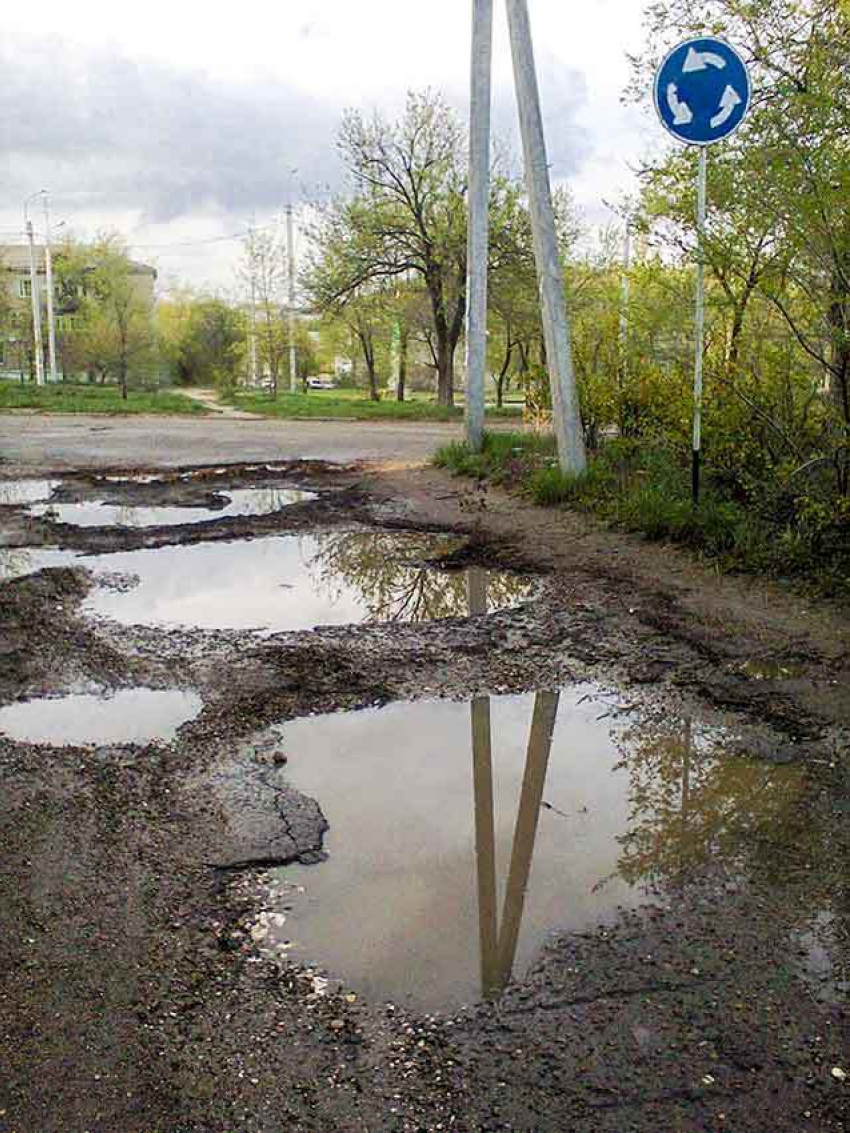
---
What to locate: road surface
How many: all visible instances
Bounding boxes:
[0,411,466,470]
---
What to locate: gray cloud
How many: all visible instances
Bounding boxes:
[0,33,592,244]
[0,38,345,222]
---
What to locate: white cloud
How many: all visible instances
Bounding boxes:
[0,1,654,287]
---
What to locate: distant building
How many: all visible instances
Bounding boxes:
[0,244,157,379]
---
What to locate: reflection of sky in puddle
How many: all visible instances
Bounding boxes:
[27,487,317,528]
[76,533,531,632]
[0,480,59,506]
[0,687,202,746]
[0,547,80,582]
[0,533,533,631]
[263,688,805,1011]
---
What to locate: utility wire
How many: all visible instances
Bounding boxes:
[127,219,281,252]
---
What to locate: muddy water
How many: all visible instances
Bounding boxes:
[0,687,202,746]
[0,547,80,582]
[0,480,58,506]
[263,689,804,1011]
[27,487,317,528]
[76,532,532,632]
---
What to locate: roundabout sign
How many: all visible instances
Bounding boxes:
[654,36,751,146]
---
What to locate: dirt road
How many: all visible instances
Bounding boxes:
[0,434,848,1133]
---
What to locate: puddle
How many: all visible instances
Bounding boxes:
[0,547,80,582]
[261,689,804,1011]
[75,533,531,632]
[740,659,805,681]
[0,480,59,506]
[0,687,202,746]
[27,487,317,528]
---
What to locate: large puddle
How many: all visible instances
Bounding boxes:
[261,687,804,1010]
[0,687,202,746]
[0,533,529,632]
[27,487,317,528]
[0,480,58,506]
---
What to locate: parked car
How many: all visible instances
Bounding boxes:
[306,377,336,390]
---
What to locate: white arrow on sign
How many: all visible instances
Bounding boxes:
[710,84,742,128]
[666,82,693,125]
[682,46,727,72]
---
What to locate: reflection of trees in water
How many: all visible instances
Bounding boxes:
[308,532,530,624]
[614,708,850,1000]
[0,549,34,582]
[614,713,805,892]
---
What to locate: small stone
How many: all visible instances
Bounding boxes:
[702,1075,715,1086]
[832,1067,847,1082]
[273,752,288,766]
[330,1019,345,1032]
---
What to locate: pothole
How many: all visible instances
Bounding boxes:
[258,685,804,1011]
[27,487,317,528]
[72,532,533,632]
[0,687,202,746]
[0,480,59,506]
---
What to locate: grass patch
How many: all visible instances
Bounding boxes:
[0,383,206,415]
[228,389,524,422]
[434,432,850,594]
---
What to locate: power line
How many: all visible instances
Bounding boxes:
[127,219,281,253]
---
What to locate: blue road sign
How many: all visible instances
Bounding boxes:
[654,37,751,146]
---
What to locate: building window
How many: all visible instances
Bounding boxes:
[18,278,32,299]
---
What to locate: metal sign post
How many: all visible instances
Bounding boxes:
[653,36,752,504]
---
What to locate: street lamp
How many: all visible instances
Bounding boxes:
[287,167,298,393]
[23,191,46,386]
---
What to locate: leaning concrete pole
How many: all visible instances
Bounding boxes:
[506,0,586,474]
[465,0,494,453]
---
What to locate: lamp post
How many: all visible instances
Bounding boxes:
[41,192,59,384]
[24,191,46,386]
[287,168,299,394]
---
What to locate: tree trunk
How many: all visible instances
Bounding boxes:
[828,272,850,433]
[120,358,128,400]
[396,325,408,402]
[435,337,455,407]
[357,329,380,402]
[497,342,513,409]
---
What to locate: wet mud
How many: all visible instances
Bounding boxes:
[0,459,848,1132]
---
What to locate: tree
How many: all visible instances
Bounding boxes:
[305,92,468,406]
[57,235,157,397]
[158,293,246,388]
[239,227,288,395]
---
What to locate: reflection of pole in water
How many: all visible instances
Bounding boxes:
[470,676,561,997]
[679,716,692,881]
[472,695,498,996]
[468,567,499,993]
[467,567,488,618]
[496,691,560,984]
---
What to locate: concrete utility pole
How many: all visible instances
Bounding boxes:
[247,222,259,387]
[42,192,59,384]
[465,0,494,453]
[24,218,45,387]
[506,0,586,475]
[286,181,298,393]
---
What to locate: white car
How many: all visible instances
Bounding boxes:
[306,377,335,390]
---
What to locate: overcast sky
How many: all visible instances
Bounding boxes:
[0,1,660,291]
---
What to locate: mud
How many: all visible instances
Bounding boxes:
[0,458,848,1132]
